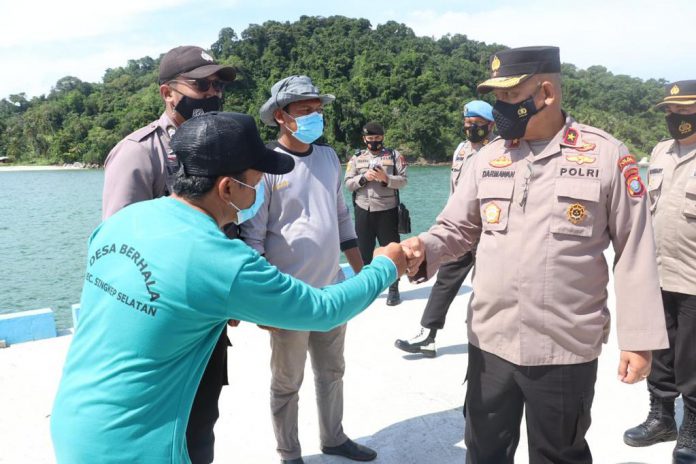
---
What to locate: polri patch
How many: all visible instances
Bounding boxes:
[617,154,637,171]
[483,202,502,224]
[566,203,587,224]
[626,174,645,198]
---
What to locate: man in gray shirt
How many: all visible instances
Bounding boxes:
[101,45,235,464]
[241,75,376,464]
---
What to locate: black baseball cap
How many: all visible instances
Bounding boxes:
[655,80,696,108]
[477,46,561,93]
[170,112,295,177]
[362,121,384,136]
[159,46,236,84]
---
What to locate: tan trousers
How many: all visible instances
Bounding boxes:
[270,325,348,460]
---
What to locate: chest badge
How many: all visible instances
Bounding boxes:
[565,154,596,165]
[484,202,502,224]
[566,203,587,225]
[489,156,512,168]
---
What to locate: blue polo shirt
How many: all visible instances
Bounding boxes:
[51,197,396,463]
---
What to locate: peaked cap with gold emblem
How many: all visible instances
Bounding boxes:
[655,80,696,108]
[477,46,561,94]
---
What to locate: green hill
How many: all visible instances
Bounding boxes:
[0,15,669,165]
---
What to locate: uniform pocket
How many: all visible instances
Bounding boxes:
[551,178,601,237]
[648,173,663,213]
[477,180,515,232]
[683,178,696,219]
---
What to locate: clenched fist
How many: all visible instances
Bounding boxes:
[374,242,407,277]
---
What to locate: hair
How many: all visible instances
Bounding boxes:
[171,166,246,199]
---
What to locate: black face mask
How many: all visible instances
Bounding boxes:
[366,140,383,151]
[493,91,546,140]
[174,95,222,120]
[465,123,490,143]
[666,112,696,140]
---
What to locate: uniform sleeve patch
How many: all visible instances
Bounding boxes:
[617,154,637,171]
[626,174,645,198]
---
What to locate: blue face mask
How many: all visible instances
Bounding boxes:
[229,179,265,225]
[287,111,324,144]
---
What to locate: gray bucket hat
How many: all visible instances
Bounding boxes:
[259,75,335,126]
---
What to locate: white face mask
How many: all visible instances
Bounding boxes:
[228,178,265,225]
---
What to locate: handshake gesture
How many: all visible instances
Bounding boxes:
[373,236,425,278]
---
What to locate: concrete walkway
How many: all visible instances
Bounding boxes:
[0,261,680,463]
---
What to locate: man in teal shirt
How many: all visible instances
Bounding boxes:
[50,112,405,464]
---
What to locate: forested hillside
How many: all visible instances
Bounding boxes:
[0,16,668,165]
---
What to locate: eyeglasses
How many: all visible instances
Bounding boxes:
[519,161,534,208]
[169,78,226,93]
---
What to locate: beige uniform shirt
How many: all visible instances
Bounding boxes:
[102,112,179,219]
[451,140,484,194]
[344,148,408,212]
[415,115,668,366]
[648,139,696,295]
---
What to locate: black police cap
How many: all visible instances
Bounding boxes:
[477,46,561,94]
[170,112,294,177]
[655,80,696,108]
[362,121,384,136]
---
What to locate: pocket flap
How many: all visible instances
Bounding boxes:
[685,178,696,195]
[555,178,601,202]
[648,174,663,191]
[477,180,515,199]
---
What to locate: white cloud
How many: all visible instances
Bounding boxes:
[399,1,696,81]
[0,0,194,46]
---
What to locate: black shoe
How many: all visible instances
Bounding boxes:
[321,438,377,462]
[624,394,677,447]
[386,288,401,306]
[281,458,305,464]
[674,409,696,464]
[394,328,436,358]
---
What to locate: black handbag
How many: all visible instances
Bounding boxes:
[389,149,411,234]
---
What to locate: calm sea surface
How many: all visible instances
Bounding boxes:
[0,167,452,329]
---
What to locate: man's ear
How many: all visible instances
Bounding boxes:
[217,176,234,203]
[273,108,286,126]
[541,80,557,106]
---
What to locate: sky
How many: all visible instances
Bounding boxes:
[1,0,695,100]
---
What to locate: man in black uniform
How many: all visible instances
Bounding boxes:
[345,122,408,306]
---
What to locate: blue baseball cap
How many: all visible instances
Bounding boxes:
[463,100,494,122]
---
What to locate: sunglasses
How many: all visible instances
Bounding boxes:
[170,78,226,92]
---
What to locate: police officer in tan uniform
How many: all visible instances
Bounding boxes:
[101,45,236,464]
[623,80,696,464]
[345,122,408,305]
[401,46,669,463]
[395,100,494,357]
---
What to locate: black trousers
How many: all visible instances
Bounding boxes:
[465,344,597,464]
[648,289,696,414]
[186,329,230,464]
[421,253,474,329]
[354,205,400,289]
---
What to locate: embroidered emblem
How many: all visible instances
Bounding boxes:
[623,166,640,180]
[489,156,513,168]
[679,121,692,135]
[617,154,637,171]
[273,180,289,191]
[566,203,587,224]
[565,154,596,165]
[575,142,596,152]
[562,128,579,146]
[484,203,502,224]
[201,51,214,62]
[671,84,680,96]
[517,107,528,118]
[626,174,646,198]
[491,55,501,72]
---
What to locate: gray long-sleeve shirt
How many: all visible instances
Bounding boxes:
[240,142,358,287]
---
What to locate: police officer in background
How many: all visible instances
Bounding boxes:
[623,80,696,464]
[345,122,408,306]
[101,45,236,464]
[395,100,494,357]
[400,46,668,463]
